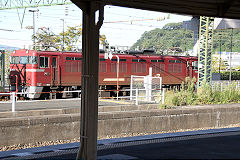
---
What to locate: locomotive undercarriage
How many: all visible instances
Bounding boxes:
[34,85,129,100]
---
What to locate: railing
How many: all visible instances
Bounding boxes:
[131,88,165,105]
[0,88,165,112]
[0,90,81,112]
[211,81,240,91]
[0,92,16,112]
[99,88,165,105]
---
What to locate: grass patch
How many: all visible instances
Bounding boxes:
[163,77,240,108]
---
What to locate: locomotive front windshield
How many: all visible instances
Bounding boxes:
[11,56,38,64]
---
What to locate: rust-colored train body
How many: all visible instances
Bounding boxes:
[9,49,198,99]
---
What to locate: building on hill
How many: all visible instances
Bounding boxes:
[213,52,240,70]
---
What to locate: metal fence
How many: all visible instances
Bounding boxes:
[211,80,240,91]
[0,90,81,112]
[130,75,164,105]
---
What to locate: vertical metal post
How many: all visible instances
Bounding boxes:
[162,88,165,104]
[73,1,104,160]
[159,77,162,103]
[135,88,138,105]
[12,92,15,112]
[148,67,152,101]
[130,75,133,100]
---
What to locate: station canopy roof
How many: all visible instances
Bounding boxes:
[74,0,240,19]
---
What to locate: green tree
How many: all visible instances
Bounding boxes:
[131,22,240,54]
[55,25,82,51]
[131,23,194,54]
[34,25,107,52]
[35,27,58,50]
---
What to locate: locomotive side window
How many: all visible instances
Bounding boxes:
[131,63,146,73]
[139,59,146,62]
[150,63,165,73]
[168,64,182,73]
[151,59,164,63]
[111,63,117,72]
[100,58,106,61]
[168,59,182,73]
[45,57,49,68]
[120,63,127,72]
[131,59,147,73]
[52,57,57,68]
[40,57,44,67]
[132,59,146,62]
[66,57,74,60]
[99,62,107,72]
[11,56,19,64]
[110,59,127,73]
[65,57,82,72]
[168,60,182,63]
[75,57,82,60]
[40,56,49,68]
[192,61,198,70]
[111,58,126,62]
[132,59,138,62]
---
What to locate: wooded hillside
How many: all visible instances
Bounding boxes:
[131,22,240,54]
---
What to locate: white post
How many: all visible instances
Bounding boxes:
[148,67,152,101]
[159,77,162,103]
[135,88,138,105]
[162,88,165,104]
[12,92,16,112]
[130,75,133,100]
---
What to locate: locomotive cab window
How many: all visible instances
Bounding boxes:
[20,56,28,64]
[10,56,19,64]
[40,56,49,68]
[32,56,38,64]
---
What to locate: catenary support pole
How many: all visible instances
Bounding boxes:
[71,1,104,160]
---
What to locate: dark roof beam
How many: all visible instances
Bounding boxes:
[217,0,236,17]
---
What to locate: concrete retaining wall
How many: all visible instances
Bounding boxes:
[0,104,240,146]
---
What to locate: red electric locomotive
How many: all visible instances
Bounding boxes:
[9,49,198,99]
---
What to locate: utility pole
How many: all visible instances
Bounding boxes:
[29,9,39,50]
[60,19,65,51]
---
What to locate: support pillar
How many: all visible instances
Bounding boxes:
[71,1,104,160]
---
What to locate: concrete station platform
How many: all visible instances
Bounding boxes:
[1,127,240,159]
[0,98,134,112]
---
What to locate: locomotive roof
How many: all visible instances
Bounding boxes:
[12,49,197,59]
